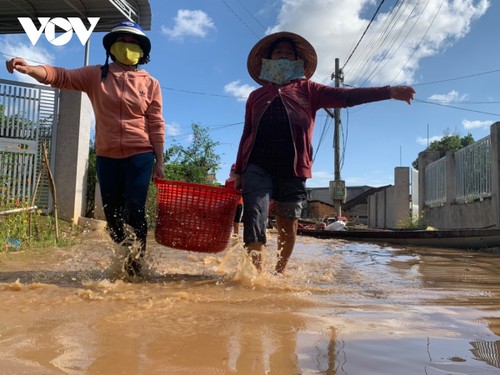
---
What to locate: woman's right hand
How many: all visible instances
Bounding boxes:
[6,58,30,74]
[5,58,47,83]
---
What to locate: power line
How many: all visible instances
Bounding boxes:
[390,0,445,84]
[221,0,260,38]
[342,0,386,71]
[412,69,500,86]
[360,0,427,87]
[206,121,243,129]
[162,86,245,100]
[414,99,500,117]
[0,51,49,66]
[347,0,407,86]
[233,0,267,30]
[3,51,499,117]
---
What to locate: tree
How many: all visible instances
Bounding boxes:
[163,123,221,184]
[412,131,475,169]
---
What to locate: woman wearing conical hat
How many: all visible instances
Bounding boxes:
[233,31,415,273]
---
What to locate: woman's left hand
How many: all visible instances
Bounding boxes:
[153,161,165,179]
[390,86,416,105]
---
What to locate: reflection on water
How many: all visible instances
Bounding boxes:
[1,229,500,374]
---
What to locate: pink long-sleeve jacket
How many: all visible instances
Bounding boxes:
[42,63,165,159]
[235,80,391,178]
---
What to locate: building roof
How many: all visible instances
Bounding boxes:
[343,185,391,210]
[0,0,151,34]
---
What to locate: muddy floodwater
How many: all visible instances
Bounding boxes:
[1,227,500,375]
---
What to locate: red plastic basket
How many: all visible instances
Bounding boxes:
[154,179,241,253]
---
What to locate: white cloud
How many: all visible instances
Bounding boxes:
[161,9,216,41]
[266,0,490,86]
[165,122,181,137]
[224,80,256,102]
[428,90,468,104]
[462,119,492,130]
[0,37,54,84]
[307,169,333,187]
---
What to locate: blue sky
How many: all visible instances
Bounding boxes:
[0,0,498,188]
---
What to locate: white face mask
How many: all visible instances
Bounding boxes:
[259,59,305,85]
[258,58,305,85]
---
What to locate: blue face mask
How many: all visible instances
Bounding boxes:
[258,58,306,85]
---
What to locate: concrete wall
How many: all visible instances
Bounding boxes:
[368,167,410,229]
[394,166,410,225]
[421,200,495,229]
[418,122,500,229]
[54,90,92,224]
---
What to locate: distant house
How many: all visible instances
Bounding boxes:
[304,199,335,220]
[305,185,389,225]
[342,185,390,225]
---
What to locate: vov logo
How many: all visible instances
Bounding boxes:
[18,17,100,46]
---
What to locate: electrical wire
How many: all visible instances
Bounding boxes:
[162,86,241,99]
[346,0,406,86]
[412,68,500,86]
[342,0,386,71]
[414,99,500,116]
[221,0,260,38]
[360,0,428,87]
[313,111,333,162]
[233,0,267,30]
[390,0,445,84]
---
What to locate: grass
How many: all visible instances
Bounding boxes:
[0,200,81,252]
[397,214,428,230]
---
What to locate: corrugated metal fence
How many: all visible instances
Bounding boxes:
[424,135,492,207]
[0,78,58,212]
[455,136,491,203]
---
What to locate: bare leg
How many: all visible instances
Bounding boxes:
[275,216,298,273]
[245,241,265,271]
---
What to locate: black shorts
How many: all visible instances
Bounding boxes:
[241,163,306,244]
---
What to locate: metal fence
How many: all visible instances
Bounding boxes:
[455,135,491,202]
[424,157,446,207]
[424,135,492,207]
[0,79,59,211]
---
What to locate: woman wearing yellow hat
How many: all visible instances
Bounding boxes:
[6,21,165,277]
[233,31,415,274]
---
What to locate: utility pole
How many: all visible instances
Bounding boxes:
[329,58,345,218]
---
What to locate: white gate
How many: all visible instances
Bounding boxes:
[0,78,59,212]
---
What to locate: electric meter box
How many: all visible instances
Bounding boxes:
[329,180,346,203]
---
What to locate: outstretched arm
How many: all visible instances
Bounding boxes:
[389,85,415,105]
[6,57,48,83]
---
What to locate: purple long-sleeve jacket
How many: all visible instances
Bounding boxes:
[235,80,391,178]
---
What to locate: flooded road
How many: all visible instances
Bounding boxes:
[1,228,500,375]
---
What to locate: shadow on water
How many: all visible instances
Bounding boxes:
[0,269,227,287]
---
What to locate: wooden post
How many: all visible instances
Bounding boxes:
[42,142,59,242]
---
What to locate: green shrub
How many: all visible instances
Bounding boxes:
[0,200,80,252]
